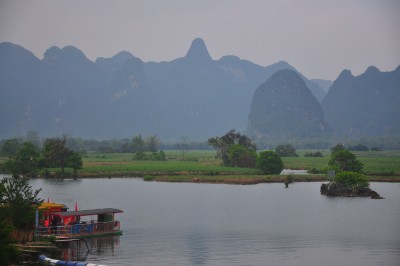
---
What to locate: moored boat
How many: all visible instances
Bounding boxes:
[36,202,123,238]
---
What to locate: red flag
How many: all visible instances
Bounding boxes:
[75,202,78,211]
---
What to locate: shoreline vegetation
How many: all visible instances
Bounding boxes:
[25,149,400,184]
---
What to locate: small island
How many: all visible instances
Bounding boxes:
[320,171,383,199]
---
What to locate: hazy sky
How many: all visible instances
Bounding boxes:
[0,0,399,80]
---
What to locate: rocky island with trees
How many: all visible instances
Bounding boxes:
[320,144,383,199]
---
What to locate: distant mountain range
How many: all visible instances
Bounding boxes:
[322,66,400,137]
[0,39,399,141]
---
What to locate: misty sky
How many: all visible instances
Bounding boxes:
[0,0,399,80]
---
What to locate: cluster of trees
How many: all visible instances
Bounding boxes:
[348,144,383,151]
[208,130,284,174]
[1,137,83,177]
[328,143,368,190]
[0,132,212,155]
[115,135,160,153]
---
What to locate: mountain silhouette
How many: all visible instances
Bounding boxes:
[248,69,332,139]
[322,66,400,137]
[0,39,331,140]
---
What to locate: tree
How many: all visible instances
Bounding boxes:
[256,151,284,175]
[67,151,83,176]
[3,142,41,177]
[42,137,72,174]
[275,144,298,157]
[328,149,363,172]
[0,175,42,229]
[41,137,84,176]
[208,129,257,166]
[227,144,257,168]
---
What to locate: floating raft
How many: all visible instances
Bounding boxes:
[39,254,106,266]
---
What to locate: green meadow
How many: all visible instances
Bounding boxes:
[77,150,400,182]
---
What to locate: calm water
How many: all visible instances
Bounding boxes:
[25,177,400,266]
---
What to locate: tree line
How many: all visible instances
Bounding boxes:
[1,137,83,177]
[0,132,211,155]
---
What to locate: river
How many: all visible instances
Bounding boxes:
[26,178,399,266]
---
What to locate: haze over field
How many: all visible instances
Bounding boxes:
[0,0,399,80]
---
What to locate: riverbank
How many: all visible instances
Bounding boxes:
[37,171,400,184]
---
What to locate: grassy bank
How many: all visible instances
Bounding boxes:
[56,150,400,184]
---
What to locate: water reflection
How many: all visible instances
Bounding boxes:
[58,236,120,261]
[87,236,120,257]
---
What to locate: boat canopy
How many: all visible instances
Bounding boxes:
[38,202,68,210]
[52,208,123,217]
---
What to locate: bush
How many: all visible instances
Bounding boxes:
[370,147,383,151]
[334,171,369,189]
[227,144,256,168]
[275,144,298,157]
[256,151,284,175]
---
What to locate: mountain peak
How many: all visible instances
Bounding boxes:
[364,66,380,75]
[185,38,212,62]
[248,69,331,138]
[43,45,90,65]
[337,69,353,80]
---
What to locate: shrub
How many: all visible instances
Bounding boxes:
[334,171,369,189]
[227,144,257,168]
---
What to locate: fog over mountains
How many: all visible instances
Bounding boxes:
[0,38,399,141]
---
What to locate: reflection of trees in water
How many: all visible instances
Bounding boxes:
[88,236,120,257]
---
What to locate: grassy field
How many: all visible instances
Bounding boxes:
[3,149,398,183]
[282,150,400,176]
[75,150,400,183]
